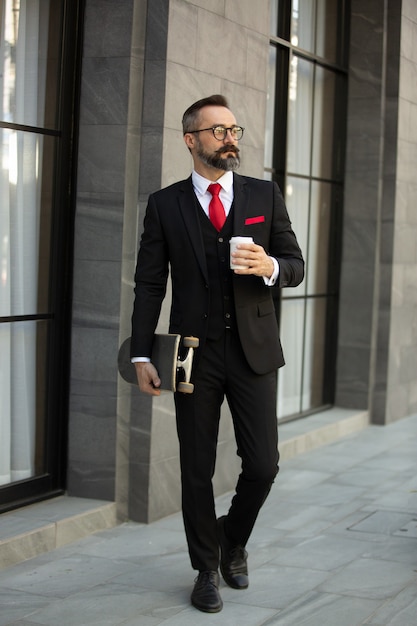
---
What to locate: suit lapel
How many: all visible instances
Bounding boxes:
[178,177,209,282]
[232,173,249,235]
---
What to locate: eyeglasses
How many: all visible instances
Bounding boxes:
[189,125,245,141]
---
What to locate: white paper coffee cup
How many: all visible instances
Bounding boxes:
[230,236,253,270]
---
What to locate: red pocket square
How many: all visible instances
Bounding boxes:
[245,215,265,225]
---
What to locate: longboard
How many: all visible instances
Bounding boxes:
[118,334,199,394]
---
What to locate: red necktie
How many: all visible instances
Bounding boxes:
[207,183,226,231]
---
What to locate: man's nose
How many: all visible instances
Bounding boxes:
[224,129,237,142]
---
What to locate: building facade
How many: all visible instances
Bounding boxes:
[1,0,416,521]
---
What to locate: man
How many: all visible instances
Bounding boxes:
[131,95,304,613]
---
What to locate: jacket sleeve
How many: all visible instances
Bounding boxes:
[130,194,169,358]
[269,181,304,289]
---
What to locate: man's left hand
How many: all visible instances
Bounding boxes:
[231,243,274,278]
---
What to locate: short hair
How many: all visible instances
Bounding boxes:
[182,95,230,134]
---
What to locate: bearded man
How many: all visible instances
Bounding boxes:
[130,95,304,613]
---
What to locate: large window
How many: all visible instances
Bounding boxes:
[267,0,349,420]
[0,0,81,509]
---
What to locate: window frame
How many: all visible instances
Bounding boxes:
[267,0,350,422]
[0,0,84,513]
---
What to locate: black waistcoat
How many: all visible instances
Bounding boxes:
[197,205,236,340]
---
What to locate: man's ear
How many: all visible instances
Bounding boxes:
[183,133,195,151]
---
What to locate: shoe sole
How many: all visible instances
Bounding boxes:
[191,599,223,613]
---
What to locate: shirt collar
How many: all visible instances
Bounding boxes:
[192,170,233,196]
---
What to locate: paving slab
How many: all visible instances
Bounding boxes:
[0,412,416,625]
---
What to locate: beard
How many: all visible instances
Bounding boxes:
[196,140,240,171]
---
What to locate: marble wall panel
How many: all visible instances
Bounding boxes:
[80,58,130,125]
[185,0,225,14]
[163,63,222,132]
[150,398,178,463]
[68,413,116,465]
[401,15,417,64]
[398,57,417,104]
[67,459,115,501]
[167,1,198,68]
[148,457,182,522]
[336,345,371,409]
[146,0,170,61]
[74,193,124,261]
[195,11,248,84]
[399,344,417,384]
[393,221,417,264]
[77,125,127,193]
[403,0,417,22]
[386,383,410,424]
[379,263,394,310]
[222,82,266,151]
[225,0,269,34]
[68,0,136,506]
[83,0,134,58]
[339,218,377,267]
[142,60,168,128]
[72,259,122,322]
[238,143,264,179]
[162,127,195,186]
[407,101,417,143]
[129,387,153,458]
[397,136,417,184]
[128,458,151,521]
[138,129,165,195]
[70,326,119,395]
[335,0,410,424]
[246,31,269,93]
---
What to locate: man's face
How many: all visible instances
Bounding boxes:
[189,106,241,172]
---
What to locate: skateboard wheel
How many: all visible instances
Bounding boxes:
[183,336,199,349]
[177,381,194,394]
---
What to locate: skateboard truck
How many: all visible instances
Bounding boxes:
[118,334,199,394]
[176,336,199,394]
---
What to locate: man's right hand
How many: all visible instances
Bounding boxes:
[134,362,162,396]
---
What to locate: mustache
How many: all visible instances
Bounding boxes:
[216,145,240,156]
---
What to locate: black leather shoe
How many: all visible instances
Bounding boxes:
[191,570,223,613]
[217,516,249,589]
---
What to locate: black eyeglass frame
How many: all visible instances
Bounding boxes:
[188,125,245,141]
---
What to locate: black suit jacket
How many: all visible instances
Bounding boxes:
[131,173,304,375]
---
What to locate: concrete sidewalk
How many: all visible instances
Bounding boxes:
[0,413,416,625]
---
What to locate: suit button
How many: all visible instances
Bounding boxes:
[218,237,224,242]
[203,313,208,319]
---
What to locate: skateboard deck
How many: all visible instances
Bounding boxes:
[118,334,199,394]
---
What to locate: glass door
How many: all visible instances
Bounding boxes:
[0,0,82,510]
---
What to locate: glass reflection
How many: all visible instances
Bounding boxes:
[0,130,53,317]
[312,66,335,179]
[284,176,308,298]
[287,56,313,176]
[291,0,338,62]
[265,46,277,172]
[302,298,326,411]
[1,0,56,128]
[307,181,331,295]
[291,0,315,52]
[277,299,305,418]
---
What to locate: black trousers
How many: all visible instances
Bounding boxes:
[174,328,279,572]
